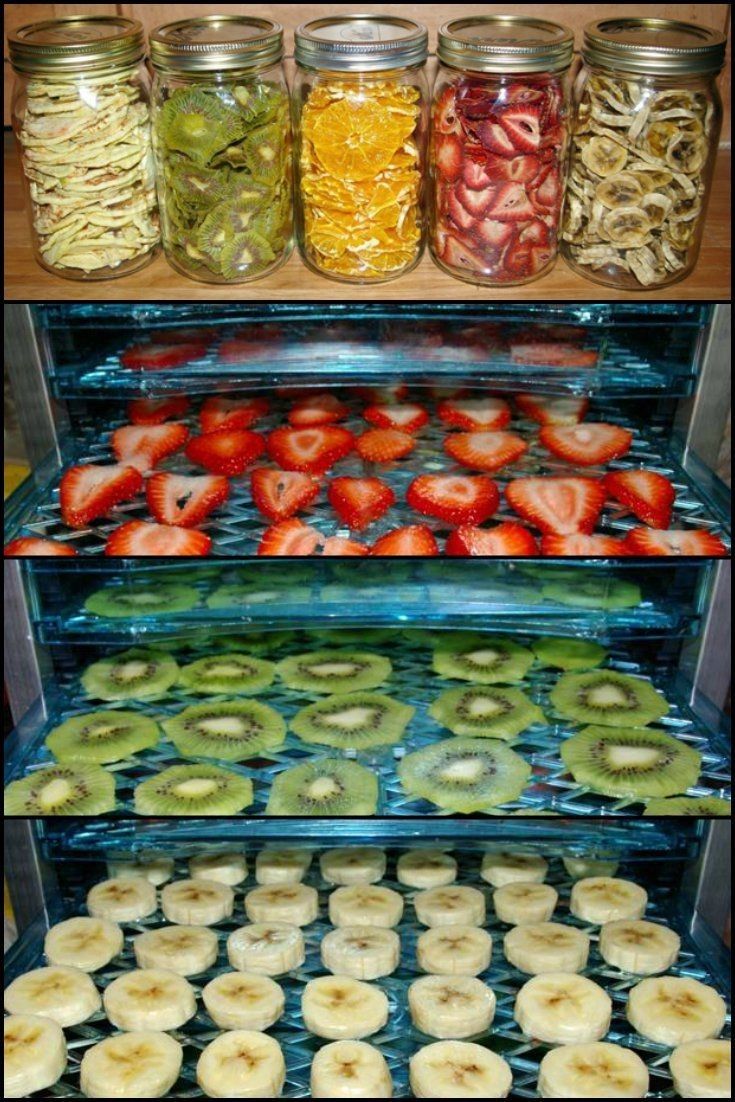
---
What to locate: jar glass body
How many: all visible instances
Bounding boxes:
[12,62,159,280]
[151,63,292,284]
[430,66,571,286]
[294,65,429,284]
[561,64,722,289]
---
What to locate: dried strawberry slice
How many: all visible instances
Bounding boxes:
[485,183,536,222]
[498,104,542,152]
[435,134,464,182]
[435,85,462,134]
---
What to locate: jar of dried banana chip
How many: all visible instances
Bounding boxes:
[294,15,429,283]
[149,16,292,284]
[9,16,159,280]
[562,17,726,289]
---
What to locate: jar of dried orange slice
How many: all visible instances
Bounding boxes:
[294,15,429,283]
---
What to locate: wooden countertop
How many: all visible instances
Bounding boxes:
[3,132,731,302]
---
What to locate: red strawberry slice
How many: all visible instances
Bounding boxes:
[476,121,517,157]
[120,341,207,371]
[623,528,727,557]
[603,470,676,530]
[441,234,480,271]
[445,522,539,557]
[499,104,542,152]
[510,341,598,367]
[186,429,266,476]
[515,394,590,426]
[363,404,429,434]
[356,429,416,464]
[435,85,462,134]
[541,534,629,556]
[250,469,320,521]
[438,397,511,432]
[111,423,189,473]
[322,537,370,556]
[258,518,322,557]
[435,134,464,181]
[354,384,409,404]
[505,477,607,535]
[482,153,541,184]
[288,393,348,427]
[127,397,190,426]
[473,219,516,250]
[532,168,561,209]
[60,464,143,529]
[145,472,229,528]
[267,426,354,474]
[200,396,269,433]
[444,431,528,473]
[485,182,536,222]
[104,520,211,557]
[519,220,550,246]
[407,475,499,526]
[456,182,495,218]
[328,477,395,532]
[540,423,633,467]
[4,537,77,557]
[504,237,554,280]
[371,526,440,557]
[447,192,476,231]
[462,158,495,190]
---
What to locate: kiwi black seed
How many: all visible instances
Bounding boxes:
[178,653,276,696]
[276,651,392,694]
[398,738,531,813]
[429,685,544,740]
[561,726,701,799]
[433,635,534,684]
[550,670,669,727]
[81,649,179,702]
[134,764,253,816]
[265,759,379,816]
[163,700,286,762]
[45,710,160,764]
[84,584,199,618]
[290,692,414,750]
[4,764,116,815]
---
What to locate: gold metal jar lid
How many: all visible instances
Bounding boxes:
[8,16,145,75]
[438,16,574,74]
[295,15,428,72]
[150,15,283,74]
[583,18,727,76]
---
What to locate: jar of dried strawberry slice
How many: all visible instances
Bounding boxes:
[431,16,574,286]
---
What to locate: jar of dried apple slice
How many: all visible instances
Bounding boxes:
[562,18,726,290]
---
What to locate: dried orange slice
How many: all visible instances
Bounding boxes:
[311,98,407,181]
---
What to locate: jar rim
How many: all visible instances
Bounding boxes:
[295,15,428,72]
[583,17,726,76]
[438,15,574,74]
[8,15,144,75]
[150,15,283,73]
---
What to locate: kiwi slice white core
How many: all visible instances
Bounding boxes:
[608,746,663,768]
[174,778,218,799]
[588,684,632,707]
[307,777,340,800]
[440,759,485,783]
[117,660,151,683]
[468,697,505,717]
[322,706,376,729]
[40,779,73,808]
[466,649,502,667]
[308,662,361,678]
[200,716,254,736]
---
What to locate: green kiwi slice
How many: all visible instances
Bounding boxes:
[216,631,294,654]
[398,738,531,813]
[45,710,160,764]
[221,230,276,278]
[276,651,392,694]
[265,758,378,816]
[158,88,247,166]
[532,637,608,671]
[643,796,730,816]
[163,700,286,762]
[178,653,275,695]
[206,585,310,610]
[81,649,179,702]
[429,686,544,740]
[134,764,253,816]
[290,692,414,750]
[433,636,534,684]
[84,584,199,618]
[4,764,115,815]
[550,670,669,727]
[541,579,642,609]
[561,726,701,799]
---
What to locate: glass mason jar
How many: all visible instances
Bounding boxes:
[294,15,429,284]
[562,18,726,290]
[8,16,159,280]
[430,17,574,286]
[149,16,292,284]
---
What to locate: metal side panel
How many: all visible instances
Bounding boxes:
[681,819,732,947]
[681,559,732,709]
[3,819,59,936]
[676,302,732,470]
[3,561,47,725]
[4,302,65,468]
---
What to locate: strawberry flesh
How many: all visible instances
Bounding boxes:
[258,518,322,556]
[200,396,269,433]
[437,397,511,431]
[322,537,369,556]
[407,475,499,526]
[371,525,440,557]
[250,469,320,521]
[539,423,633,467]
[515,394,590,426]
[288,393,348,427]
[60,464,143,529]
[111,423,189,473]
[506,477,607,535]
[623,528,727,557]
[603,469,675,530]
[145,472,229,528]
[4,538,77,557]
[445,522,539,556]
[328,477,395,532]
[185,429,265,476]
[363,403,429,433]
[120,341,207,371]
[105,520,211,556]
[127,397,190,425]
[541,534,629,556]
[267,426,354,474]
[356,429,416,463]
[444,431,528,473]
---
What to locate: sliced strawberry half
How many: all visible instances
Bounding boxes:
[185,429,266,476]
[446,194,476,231]
[482,153,540,184]
[510,341,598,368]
[603,469,676,530]
[356,429,416,464]
[111,423,189,473]
[267,426,354,474]
[486,182,536,222]
[504,237,554,280]
[250,469,320,522]
[371,525,440,557]
[623,528,727,557]
[498,103,542,152]
[328,477,395,532]
[532,167,561,208]
[60,464,143,529]
[445,522,539,557]
[322,537,370,556]
[515,394,590,426]
[506,477,607,535]
[288,393,349,427]
[120,341,207,371]
[4,537,77,557]
[476,121,517,157]
[455,182,495,218]
[258,518,322,557]
[435,134,463,181]
[462,158,495,190]
[200,396,269,433]
[145,472,229,528]
[105,520,211,557]
[438,397,511,432]
[441,234,480,271]
[435,85,462,134]
[473,219,515,250]
[539,423,633,467]
[127,396,190,426]
[541,534,629,556]
[363,403,429,434]
[444,431,528,473]
[354,384,409,404]
[407,475,499,526]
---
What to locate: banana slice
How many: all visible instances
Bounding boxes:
[197,1031,285,1098]
[161,878,234,925]
[514,973,612,1044]
[415,886,486,928]
[410,1040,513,1098]
[581,135,628,177]
[311,1039,393,1098]
[320,847,386,885]
[4,1014,67,1098]
[87,876,157,921]
[538,1041,649,1098]
[599,919,680,974]
[493,883,558,925]
[202,971,285,1031]
[570,877,647,925]
[227,922,305,975]
[133,924,219,976]
[397,850,458,888]
[669,1039,731,1098]
[190,851,248,886]
[417,926,493,976]
[504,922,589,975]
[103,968,197,1031]
[256,847,312,885]
[329,885,404,929]
[4,964,100,1027]
[602,207,652,247]
[322,926,401,979]
[80,1030,183,1098]
[480,852,548,887]
[627,976,727,1045]
[302,975,389,1040]
[595,172,645,210]
[107,853,174,886]
[562,858,619,880]
[245,883,319,926]
[408,975,496,1039]
[44,915,123,972]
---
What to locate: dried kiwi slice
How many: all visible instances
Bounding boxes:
[398,738,531,813]
[242,123,286,185]
[45,711,160,764]
[216,631,293,654]
[84,584,199,618]
[158,89,246,166]
[429,686,544,740]
[532,637,608,671]
[220,230,276,278]
[178,654,275,696]
[82,649,179,703]
[134,764,253,816]
[561,726,701,799]
[163,701,286,762]
[541,579,642,609]
[207,585,310,610]
[169,163,230,207]
[643,796,730,816]
[433,635,534,684]
[265,758,378,816]
[4,764,115,815]
[550,670,669,727]
[290,692,414,750]
[276,651,391,694]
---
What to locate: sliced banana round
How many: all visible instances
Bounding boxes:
[227,922,305,976]
[189,851,248,886]
[562,858,619,880]
[645,120,680,159]
[133,924,219,976]
[80,1030,183,1098]
[669,1039,731,1098]
[408,974,496,1039]
[410,1040,513,1098]
[595,172,645,209]
[581,135,628,177]
[627,976,727,1045]
[602,207,652,247]
[666,134,707,175]
[107,853,174,886]
[504,923,590,975]
[417,926,493,976]
[245,883,319,926]
[4,964,100,1027]
[311,1040,393,1098]
[514,973,612,1044]
[161,878,234,925]
[414,886,486,928]
[570,877,647,925]
[87,876,157,921]
[256,847,312,885]
[397,849,458,889]
[631,165,673,190]
[493,882,558,925]
[103,967,196,1031]
[322,926,401,979]
[640,191,673,228]
[197,1030,285,1098]
[302,975,389,1040]
[44,915,123,972]
[4,1014,67,1098]
[329,885,404,929]
[320,847,386,885]
[599,918,680,975]
[538,1041,649,1098]
[202,971,285,1031]
[480,852,548,887]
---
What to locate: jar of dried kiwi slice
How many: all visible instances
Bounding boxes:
[8,16,159,280]
[149,16,292,284]
[562,17,726,290]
